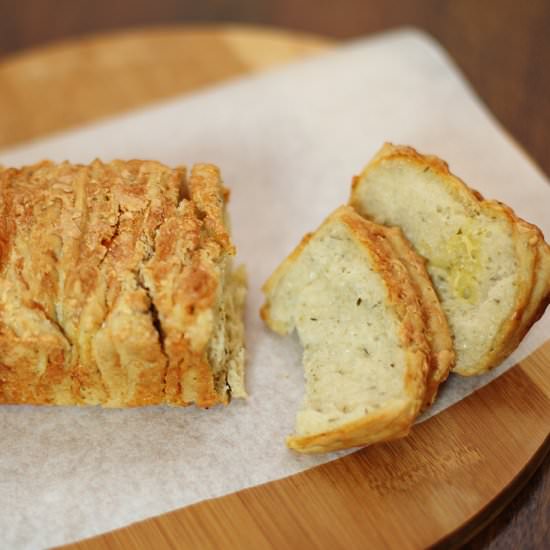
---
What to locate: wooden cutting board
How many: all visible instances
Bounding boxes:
[1,25,549,550]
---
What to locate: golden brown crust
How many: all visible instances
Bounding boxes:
[466,209,537,374]
[0,162,75,404]
[287,400,414,454]
[495,238,550,363]
[262,206,430,453]
[351,143,549,376]
[142,164,236,407]
[378,226,455,407]
[338,208,430,414]
[351,143,485,207]
[188,164,235,255]
[0,160,242,407]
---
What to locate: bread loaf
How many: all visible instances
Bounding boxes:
[261,206,431,453]
[0,160,246,407]
[350,143,550,376]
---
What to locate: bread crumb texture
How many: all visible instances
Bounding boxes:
[0,160,246,407]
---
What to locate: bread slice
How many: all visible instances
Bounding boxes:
[350,143,550,376]
[0,160,246,407]
[261,206,430,453]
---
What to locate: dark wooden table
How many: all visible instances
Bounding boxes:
[1,1,549,548]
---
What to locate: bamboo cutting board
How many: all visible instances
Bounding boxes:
[1,25,549,550]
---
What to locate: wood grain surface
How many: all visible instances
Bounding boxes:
[0,21,549,550]
[67,343,550,550]
[0,26,329,149]
[2,0,549,180]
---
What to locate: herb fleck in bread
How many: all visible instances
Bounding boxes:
[261,206,431,453]
[0,160,246,407]
[350,143,550,376]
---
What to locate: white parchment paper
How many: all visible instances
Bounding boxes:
[1,28,549,549]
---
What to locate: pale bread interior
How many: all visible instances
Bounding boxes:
[208,263,247,399]
[351,157,519,375]
[265,218,411,438]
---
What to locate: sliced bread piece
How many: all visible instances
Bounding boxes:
[261,206,430,453]
[350,143,550,376]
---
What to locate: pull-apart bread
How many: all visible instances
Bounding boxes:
[261,206,453,453]
[0,160,246,407]
[350,143,550,376]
